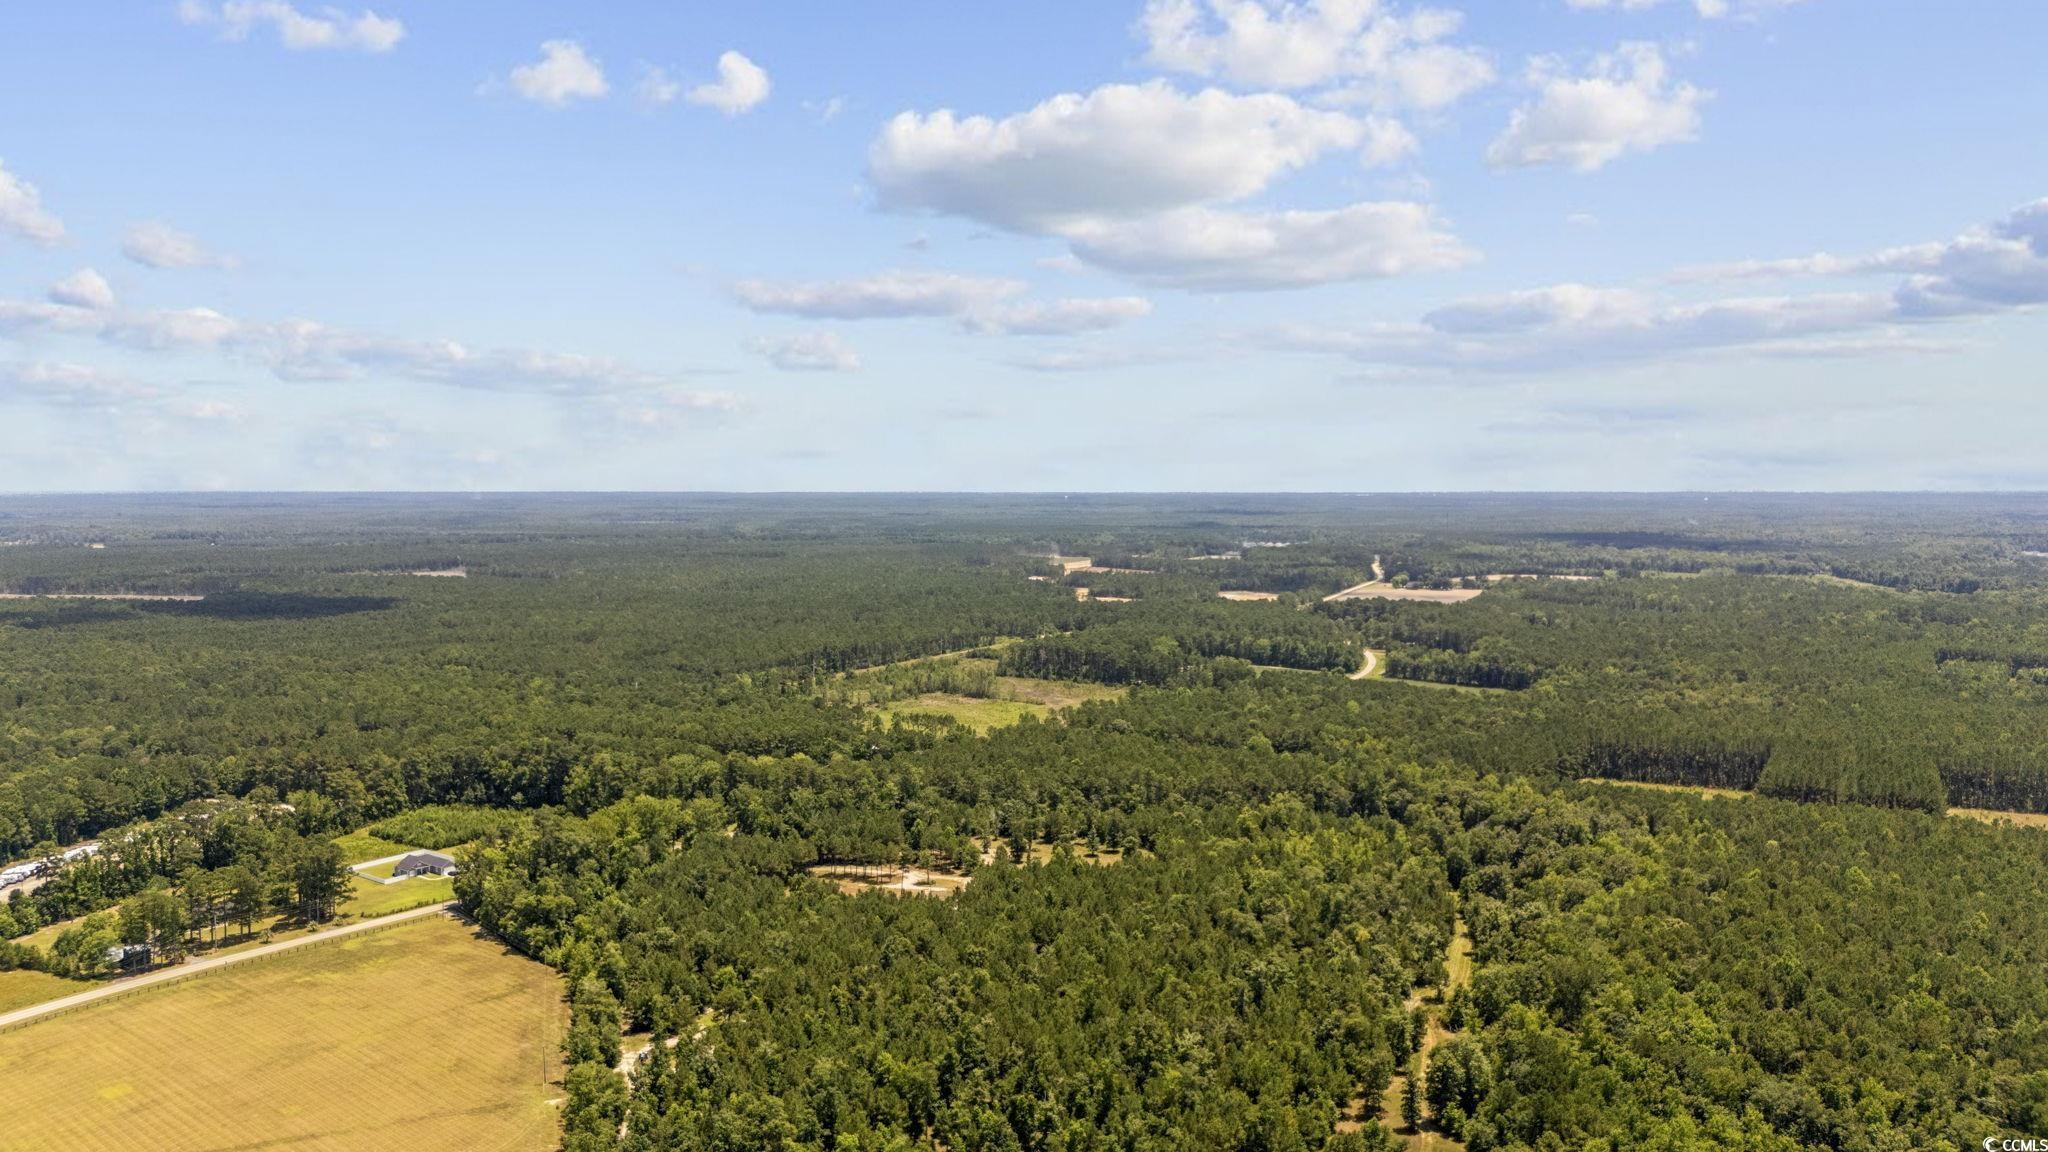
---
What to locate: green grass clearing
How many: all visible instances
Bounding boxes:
[341,874,455,919]
[331,828,416,864]
[0,968,90,1014]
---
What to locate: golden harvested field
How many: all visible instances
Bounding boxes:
[1326,585,1485,604]
[1951,807,2048,829]
[0,914,565,1152]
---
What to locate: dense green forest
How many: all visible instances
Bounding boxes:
[6,493,2048,1151]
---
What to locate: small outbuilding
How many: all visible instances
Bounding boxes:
[392,851,459,878]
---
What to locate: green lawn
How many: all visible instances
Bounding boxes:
[879,693,1047,734]
[331,828,416,865]
[0,968,89,1014]
[341,874,454,919]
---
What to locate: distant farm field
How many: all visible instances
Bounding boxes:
[1326,586,1485,604]
[0,914,564,1152]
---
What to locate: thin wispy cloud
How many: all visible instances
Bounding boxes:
[177,2,404,53]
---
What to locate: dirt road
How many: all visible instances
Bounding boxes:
[0,901,459,1033]
[1350,648,1382,681]
[1324,556,1389,602]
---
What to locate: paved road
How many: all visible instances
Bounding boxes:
[0,900,459,1033]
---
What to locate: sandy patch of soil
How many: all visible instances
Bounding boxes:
[1218,590,1281,601]
[806,864,971,899]
[1950,807,2048,829]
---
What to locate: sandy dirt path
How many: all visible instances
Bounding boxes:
[1325,556,1389,602]
[1350,648,1382,681]
[0,901,458,1032]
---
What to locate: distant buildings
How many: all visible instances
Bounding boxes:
[0,842,100,889]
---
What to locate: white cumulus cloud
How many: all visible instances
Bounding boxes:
[868,82,1457,290]
[688,51,772,115]
[1255,198,2048,374]
[48,269,115,311]
[1063,202,1473,291]
[123,222,240,270]
[1138,0,1494,109]
[1488,43,1708,172]
[178,2,404,53]
[510,40,609,106]
[0,161,65,246]
[870,82,1364,233]
[961,297,1156,336]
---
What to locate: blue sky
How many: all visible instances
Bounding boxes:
[1,0,2045,491]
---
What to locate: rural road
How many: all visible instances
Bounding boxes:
[0,900,459,1033]
[1349,648,1381,681]
[1323,556,1388,603]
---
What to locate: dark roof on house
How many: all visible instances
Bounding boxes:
[394,851,457,873]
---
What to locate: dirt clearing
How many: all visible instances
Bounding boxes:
[805,864,971,899]
[1326,586,1485,604]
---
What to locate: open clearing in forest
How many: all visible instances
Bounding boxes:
[1337,914,1473,1148]
[878,679,1123,734]
[1219,590,1281,601]
[972,837,1129,867]
[1948,807,2048,829]
[806,864,971,899]
[871,673,1122,735]
[1327,585,1486,604]
[1578,778,1752,801]
[0,913,563,1152]
[1583,778,2048,829]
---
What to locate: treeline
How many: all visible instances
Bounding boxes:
[1563,733,1771,791]
[0,540,1091,857]
[0,798,353,957]
[1384,649,1538,691]
[369,804,527,850]
[999,626,1355,685]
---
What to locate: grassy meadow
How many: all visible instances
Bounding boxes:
[0,914,564,1152]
